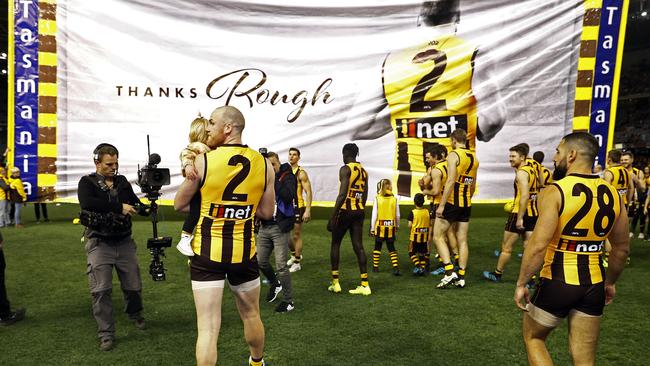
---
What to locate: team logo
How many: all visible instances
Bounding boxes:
[459,175,474,185]
[209,203,254,220]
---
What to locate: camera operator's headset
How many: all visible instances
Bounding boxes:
[93,143,119,162]
[93,144,120,192]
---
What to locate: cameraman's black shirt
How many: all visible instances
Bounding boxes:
[78,174,142,239]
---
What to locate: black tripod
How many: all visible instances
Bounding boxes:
[145,192,172,281]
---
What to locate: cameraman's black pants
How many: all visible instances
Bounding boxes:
[85,236,143,340]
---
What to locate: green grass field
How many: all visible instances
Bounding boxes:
[0,204,648,365]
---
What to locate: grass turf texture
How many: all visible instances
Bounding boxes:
[0,204,648,365]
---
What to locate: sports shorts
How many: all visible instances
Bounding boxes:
[332,210,364,243]
[528,278,605,327]
[504,213,537,233]
[295,206,306,224]
[409,241,428,255]
[190,253,260,289]
[442,204,471,223]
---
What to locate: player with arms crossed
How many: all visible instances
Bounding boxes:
[515,132,630,366]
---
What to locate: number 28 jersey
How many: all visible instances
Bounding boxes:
[540,174,622,285]
[383,34,478,196]
[192,145,267,264]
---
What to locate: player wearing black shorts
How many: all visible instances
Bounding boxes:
[174,106,276,366]
[433,128,478,289]
[327,143,370,295]
[515,132,630,366]
[483,144,539,282]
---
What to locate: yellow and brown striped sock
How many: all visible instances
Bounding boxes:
[389,251,399,269]
[444,263,454,276]
[360,273,369,287]
[332,270,340,285]
[458,268,466,279]
[372,250,381,269]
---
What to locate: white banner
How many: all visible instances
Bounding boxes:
[48,0,588,202]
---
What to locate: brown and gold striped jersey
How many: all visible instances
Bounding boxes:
[341,162,368,211]
[605,165,630,205]
[540,174,621,285]
[374,194,398,239]
[512,165,539,217]
[446,148,478,207]
[408,207,430,243]
[192,145,266,263]
[433,161,448,205]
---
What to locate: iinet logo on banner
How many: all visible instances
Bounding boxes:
[114,68,333,123]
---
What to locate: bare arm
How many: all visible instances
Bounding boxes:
[626,173,634,204]
[604,196,631,305]
[473,48,507,142]
[436,152,459,217]
[174,153,204,213]
[515,169,530,229]
[299,170,313,222]
[637,171,646,191]
[421,168,442,197]
[350,56,391,140]
[370,198,378,235]
[603,170,613,184]
[514,185,560,310]
[331,166,351,220]
[256,159,276,220]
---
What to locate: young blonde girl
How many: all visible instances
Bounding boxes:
[176,115,211,256]
[369,179,401,275]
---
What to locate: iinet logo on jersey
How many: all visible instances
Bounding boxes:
[395,115,468,139]
[209,203,254,220]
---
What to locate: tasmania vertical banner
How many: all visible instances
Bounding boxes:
[572,0,629,167]
[10,0,39,201]
[8,0,630,203]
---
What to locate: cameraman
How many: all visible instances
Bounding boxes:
[78,143,146,351]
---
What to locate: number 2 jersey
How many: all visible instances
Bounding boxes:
[540,174,622,285]
[192,145,267,263]
[383,34,478,197]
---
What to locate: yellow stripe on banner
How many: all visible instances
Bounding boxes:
[573,116,590,131]
[38,144,57,158]
[39,83,57,97]
[39,52,57,66]
[8,0,15,167]
[575,87,593,100]
[38,20,57,35]
[578,57,596,70]
[581,26,600,41]
[584,0,603,9]
[37,174,57,187]
[607,0,630,153]
[38,113,57,128]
